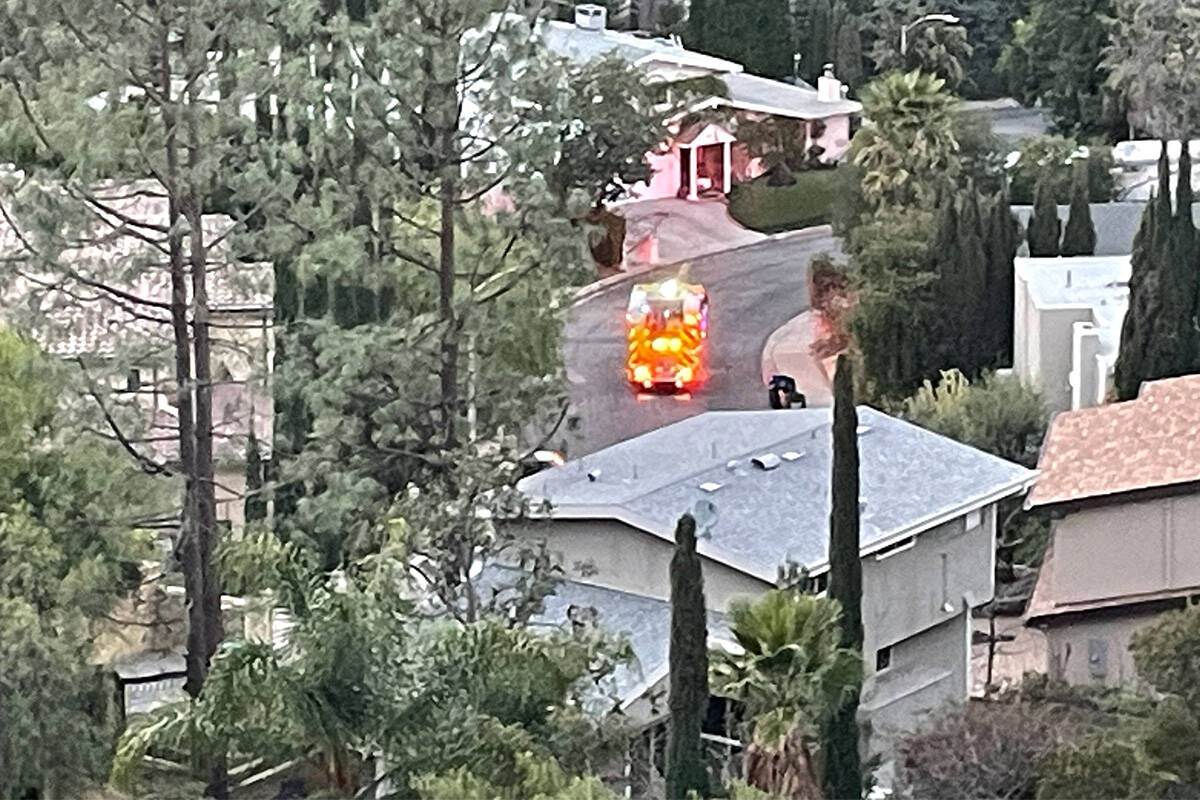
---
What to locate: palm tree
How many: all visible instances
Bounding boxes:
[710,591,862,800]
[851,70,962,210]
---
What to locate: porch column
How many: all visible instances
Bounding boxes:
[688,144,697,200]
[722,140,732,194]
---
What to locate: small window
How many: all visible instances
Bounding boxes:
[124,368,141,393]
[875,646,892,672]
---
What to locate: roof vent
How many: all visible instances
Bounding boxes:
[573,3,607,31]
[751,453,781,471]
[699,481,723,493]
[781,450,805,461]
[587,469,602,482]
[726,459,739,472]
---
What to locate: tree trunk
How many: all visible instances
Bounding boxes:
[438,135,459,449]
[744,730,824,800]
[158,21,206,702]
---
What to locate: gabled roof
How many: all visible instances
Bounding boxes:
[519,408,1035,582]
[482,565,729,711]
[1027,374,1200,509]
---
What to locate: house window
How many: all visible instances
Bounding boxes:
[875,646,892,672]
[124,368,141,393]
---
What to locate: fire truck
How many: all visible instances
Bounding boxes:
[625,278,709,391]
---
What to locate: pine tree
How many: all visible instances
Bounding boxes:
[1026,177,1062,257]
[824,354,863,800]
[686,0,713,54]
[244,430,267,524]
[667,513,710,800]
[1061,161,1098,256]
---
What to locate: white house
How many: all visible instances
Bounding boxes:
[541,4,862,201]
[1013,256,1130,416]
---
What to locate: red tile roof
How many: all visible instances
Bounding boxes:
[1027,374,1200,508]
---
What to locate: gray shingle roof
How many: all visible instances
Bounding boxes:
[519,408,1035,581]
[482,565,728,709]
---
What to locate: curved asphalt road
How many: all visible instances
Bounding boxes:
[562,229,843,457]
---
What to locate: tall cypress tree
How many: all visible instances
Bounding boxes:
[1115,141,1200,399]
[983,186,1019,366]
[833,7,864,90]
[823,354,863,800]
[807,0,834,83]
[666,513,710,800]
[1114,147,1166,400]
[1026,177,1061,257]
[1061,161,1097,256]
[957,185,989,370]
[929,194,960,371]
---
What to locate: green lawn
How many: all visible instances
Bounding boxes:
[727,169,840,234]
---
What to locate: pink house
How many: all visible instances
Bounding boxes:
[543,4,863,201]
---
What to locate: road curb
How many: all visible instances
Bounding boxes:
[570,224,834,307]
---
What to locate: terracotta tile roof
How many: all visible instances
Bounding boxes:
[1027,374,1200,508]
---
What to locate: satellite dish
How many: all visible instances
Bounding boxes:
[692,499,719,537]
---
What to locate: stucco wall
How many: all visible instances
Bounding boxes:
[1052,493,1200,605]
[863,610,970,754]
[861,507,996,663]
[813,114,852,163]
[1042,608,1162,688]
[534,518,770,611]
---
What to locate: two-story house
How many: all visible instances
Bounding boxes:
[516,407,1035,754]
[1026,374,1200,687]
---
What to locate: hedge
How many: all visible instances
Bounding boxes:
[727,168,840,233]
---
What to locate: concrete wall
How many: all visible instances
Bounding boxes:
[1053,493,1200,605]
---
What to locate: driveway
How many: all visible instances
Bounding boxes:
[562,228,843,457]
[620,197,765,266]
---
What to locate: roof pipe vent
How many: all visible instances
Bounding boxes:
[573,3,607,31]
[751,453,781,471]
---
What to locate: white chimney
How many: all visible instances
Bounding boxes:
[817,63,841,103]
[574,3,607,31]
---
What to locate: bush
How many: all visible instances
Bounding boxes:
[896,700,1092,800]
[1036,734,1167,800]
[1008,135,1118,205]
[1129,602,1200,712]
[899,369,1046,468]
[727,169,840,233]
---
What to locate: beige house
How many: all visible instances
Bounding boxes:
[1026,374,1200,687]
